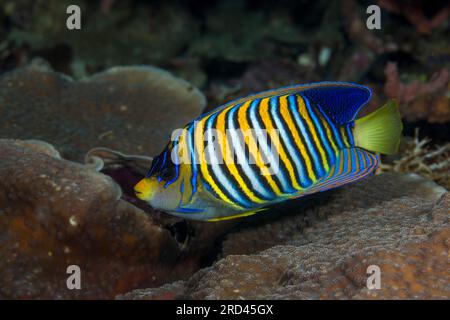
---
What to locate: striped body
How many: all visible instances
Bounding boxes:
[137,82,388,221]
[168,93,361,210]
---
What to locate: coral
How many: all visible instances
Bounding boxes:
[381,129,450,189]
[0,61,206,162]
[205,59,319,111]
[188,1,303,63]
[122,173,449,299]
[117,281,187,300]
[378,0,450,35]
[0,139,182,299]
[1,1,199,74]
[0,0,448,301]
[341,0,391,54]
[384,62,450,123]
[0,139,237,299]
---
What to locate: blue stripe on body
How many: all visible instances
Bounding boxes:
[249,99,291,193]
[206,108,251,208]
[300,94,335,167]
[315,103,344,149]
[187,124,198,200]
[228,101,273,200]
[268,97,298,192]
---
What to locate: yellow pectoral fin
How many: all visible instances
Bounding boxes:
[207,207,269,222]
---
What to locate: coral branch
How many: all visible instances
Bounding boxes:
[381,128,450,189]
[378,0,450,35]
[384,62,450,123]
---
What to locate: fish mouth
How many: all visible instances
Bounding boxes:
[134,178,155,201]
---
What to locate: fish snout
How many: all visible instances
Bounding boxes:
[134,178,155,201]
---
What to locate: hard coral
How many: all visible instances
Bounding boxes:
[0,139,181,299]
[341,0,388,54]
[378,0,450,35]
[122,173,449,299]
[384,62,450,123]
[0,138,241,299]
[0,61,206,161]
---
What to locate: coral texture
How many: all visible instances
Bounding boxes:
[0,62,206,161]
[0,139,237,299]
[122,173,449,299]
[378,0,450,35]
[0,139,182,299]
[384,62,449,123]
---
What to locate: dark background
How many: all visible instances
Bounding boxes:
[0,0,449,141]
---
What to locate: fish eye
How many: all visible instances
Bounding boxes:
[160,166,176,180]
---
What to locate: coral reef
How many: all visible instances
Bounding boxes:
[0,139,236,299]
[0,61,206,161]
[122,173,449,299]
[0,0,448,301]
[0,139,180,298]
[381,129,450,189]
[378,0,450,35]
[205,59,319,110]
[384,62,449,123]
[1,1,199,76]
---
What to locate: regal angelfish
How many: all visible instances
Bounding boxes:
[134,82,402,221]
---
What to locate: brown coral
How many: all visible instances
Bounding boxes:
[384,62,450,123]
[0,139,238,299]
[122,173,449,299]
[0,139,182,299]
[0,61,206,162]
[378,0,450,35]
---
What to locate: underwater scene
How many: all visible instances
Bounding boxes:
[0,0,449,301]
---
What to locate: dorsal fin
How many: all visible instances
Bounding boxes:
[199,82,372,125]
[302,83,372,125]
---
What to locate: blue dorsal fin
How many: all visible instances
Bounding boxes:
[198,82,371,125]
[302,83,372,125]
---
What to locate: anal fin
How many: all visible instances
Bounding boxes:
[207,207,269,221]
[292,148,379,198]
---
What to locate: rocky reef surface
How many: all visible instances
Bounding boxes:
[1,138,448,299]
[0,138,238,299]
[0,63,448,299]
[0,61,205,162]
[120,173,449,300]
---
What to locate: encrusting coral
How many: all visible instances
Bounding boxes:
[0,63,233,299]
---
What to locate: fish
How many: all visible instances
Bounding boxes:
[134,82,403,221]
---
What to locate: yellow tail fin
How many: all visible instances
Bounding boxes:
[354,100,403,155]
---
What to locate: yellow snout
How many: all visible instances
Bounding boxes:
[134,178,156,201]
